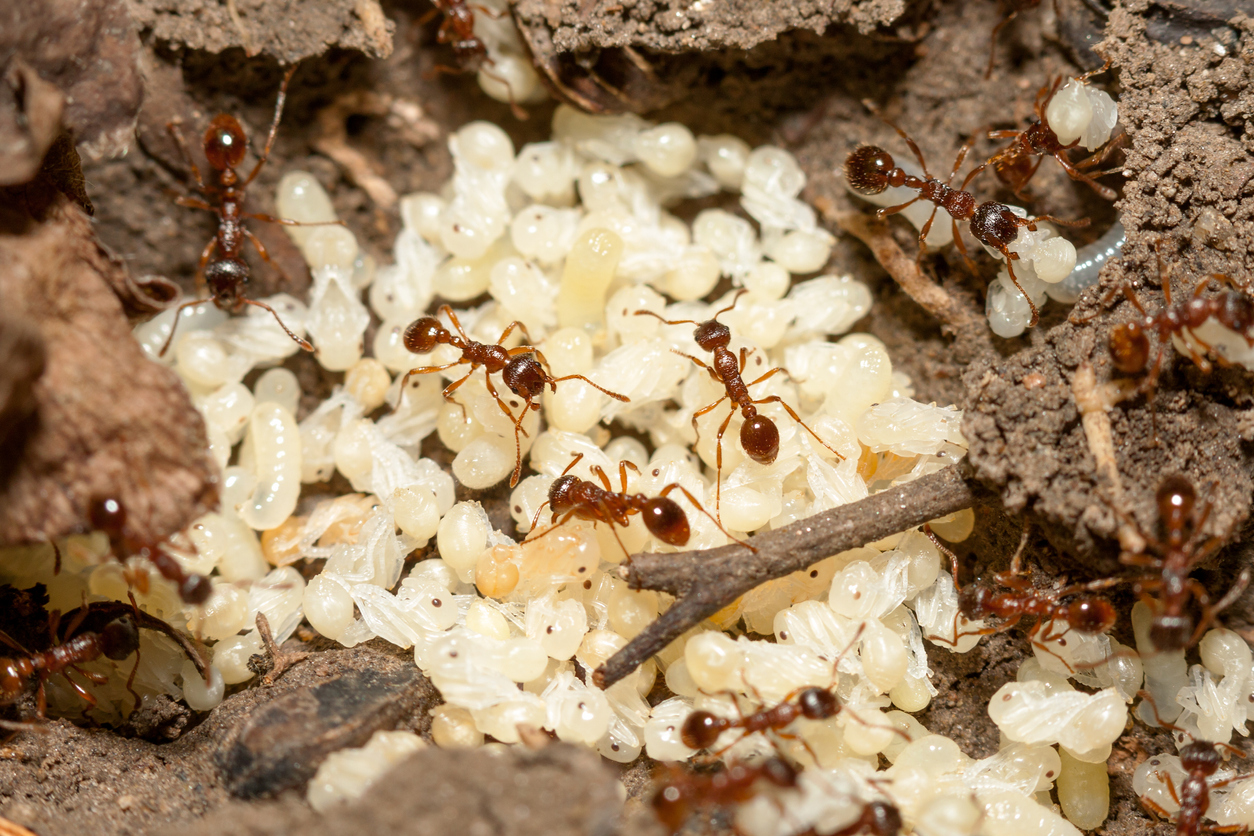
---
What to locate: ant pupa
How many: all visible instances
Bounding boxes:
[162,64,338,357]
[844,109,1088,327]
[526,452,752,555]
[400,306,628,486]
[634,291,844,523]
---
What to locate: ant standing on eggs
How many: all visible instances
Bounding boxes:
[89,496,213,606]
[635,291,844,524]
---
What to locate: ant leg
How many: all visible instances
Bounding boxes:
[239,298,314,352]
[1028,212,1090,230]
[439,370,477,421]
[984,8,1020,79]
[549,373,630,402]
[1051,153,1117,201]
[743,366,789,389]
[172,195,215,212]
[166,118,207,193]
[59,670,99,707]
[483,372,526,437]
[159,297,213,358]
[751,395,846,461]
[658,483,756,552]
[479,65,529,121]
[242,65,298,187]
[507,403,534,489]
[1003,259,1041,328]
[709,407,738,527]
[242,228,299,288]
[399,360,469,390]
[917,206,940,254]
[877,195,922,218]
[671,350,720,383]
[243,212,345,229]
[947,129,984,188]
[690,396,729,445]
[950,220,980,276]
[496,319,534,347]
[987,129,1022,141]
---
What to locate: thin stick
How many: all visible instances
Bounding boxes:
[592,463,979,689]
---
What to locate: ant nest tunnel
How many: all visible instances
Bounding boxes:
[2,0,1254,834]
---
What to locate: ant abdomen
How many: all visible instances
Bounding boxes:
[98,616,140,661]
[740,414,780,465]
[403,317,444,354]
[680,709,723,749]
[642,497,689,546]
[1217,292,1254,336]
[844,145,894,195]
[1066,597,1116,634]
[797,686,838,719]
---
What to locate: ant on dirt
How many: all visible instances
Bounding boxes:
[1101,243,1254,441]
[651,756,799,834]
[89,496,213,605]
[1137,690,1254,836]
[985,67,1120,200]
[401,306,629,486]
[421,0,528,119]
[1117,475,1248,653]
[162,64,335,357]
[844,109,1088,327]
[635,291,844,522]
[526,452,749,555]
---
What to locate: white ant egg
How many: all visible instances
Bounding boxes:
[634,123,697,178]
[697,134,751,191]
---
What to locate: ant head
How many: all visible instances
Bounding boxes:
[503,356,547,399]
[88,496,126,537]
[1108,322,1149,374]
[547,475,581,515]
[679,709,722,749]
[203,114,248,172]
[403,317,443,354]
[99,616,140,660]
[1066,596,1116,634]
[866,801,904,836]
[1150,613,1192,652]
[798,686,839,720]
[760,757,799,789]
[693,319,731,351]
[740,414,780,465]
[957,584,992,619]
[204,258,248,308]
[969,202,1020,249]
[180,573,214,605]
[844,145,895,195]
[642,496,689,546]
[1180,740,1221,776]
[1156,474,1196,534]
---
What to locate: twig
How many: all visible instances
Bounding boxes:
[311,92,400,210]
[1071,362,1146,553]
[593,463,979,689]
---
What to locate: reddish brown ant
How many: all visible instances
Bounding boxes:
[1103,244,1254,441]
[651,757,798,834]
[421,0,528,120]
[635,291,844,522]
[89,496,213,606]
[844,111,1088,327]
[795,801,904,836]
[1137,690,1254,836]
[401,305,629,486]
[527,452,751,554]
[985,69,1119,201]
[1117,476,1248,653]
[162,65,335,357]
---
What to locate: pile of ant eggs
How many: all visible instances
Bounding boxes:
[6,92,1254,836]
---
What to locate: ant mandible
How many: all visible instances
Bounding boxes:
[635,291,844,522]
[162,64,333,357]
[1103,244,1254,441]
[1119,475,1248,653]
[527,452,750,555]
[844,111,1088,327]
[89,496,213,605]
[401,306,629,486]
[651,757,798,835]
[985,68,1119,201]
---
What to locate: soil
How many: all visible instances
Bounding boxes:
[1,0,1253,834]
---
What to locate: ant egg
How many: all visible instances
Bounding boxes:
[861,621,909,693]
[697,134,751,191]
[718,486,777,534]
[454,121,516,172]
[539,326,595,373]
[180,660,225,711]
[276,171,337,248]
[556,228,624,331]
[839,707,896,756]
[577,162,625,211]
[431,704,484,750]
[525,593,588,660]
[307,730,426,813]
[544,382,604,434]
[437,502,492,582]
[432,248,497,302]
[742,145,806,200]
[764,228,834,275]
[743,260,791,302]
[466,599,512,641]
[345,358,391,412]
[664,658,699,698]
[1200,628,1253,676]
[252,367,301,416]
[893,734,972,777]
[452,434,515,489]
[512,141,579,204]
[399,192,446,242]
[508,206,576,267]
[634,123,697,178]
[212,631,265,684]
[662,245,721,302]
[927,508,975,542]
[304,573,355,641]
[186,581,248,640]
[1057,747,1109,830]
[476,53,541,107]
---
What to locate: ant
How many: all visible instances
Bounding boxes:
[985,68,1119,201]
[527,452,750,555]
[89,496,214,605]
[1137,690,1254,836]
[422,1,528,119]
[1102,244,1254,441]
[1118,475,1247,653]
[796,801,904,836]
[926,526,1121,666]
[844,111,1087,327]
[651,757,798,835]
[401,306,629,487]
[635,291,844,522]
[162,64,333,357]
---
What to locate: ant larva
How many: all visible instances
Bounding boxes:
[651,756,799,835]
[1102,244,1254,441]
[985,68,1119,201]
[1137,690,1254,836]
[401,306,628,487]
[634,291,843,523]
[162,64,337,357]
[1118,475,1248,652]
[844,110,1088,327]
[526,452,751,555]
[89,496,213,605]
[423,0,528,119]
